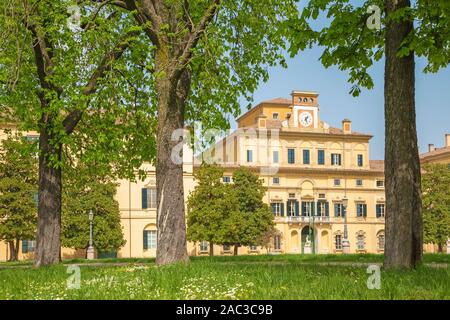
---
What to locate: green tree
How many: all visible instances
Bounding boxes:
[0,1,152,266]
[300,0,450,268]
[62,175,125,255]
[0,132,38,261]
[422,164,450,253]
[219,167,275,255]
[187,164,230,256]
[99,0,310,265]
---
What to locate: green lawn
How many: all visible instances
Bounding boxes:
[0,254,448,300]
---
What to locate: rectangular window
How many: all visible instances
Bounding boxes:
[331,153,342,166]
[356,203,367,217]
[246,150,253,163]
[142,188,157,209]
[303,149,310,165]
[356,179,363,187]
[317,201,329,217]
[22,240,36,254]
[143,230,157,250]
[301,201,314,217]
[249,245,258,251]
[376,180,385,188]
[273,150,279,164]
[334,179,341,186]
[272,113,279,120]
[287,201,295,216]
[376,204,385,218]
[357,154,364,167]
[200,241,209,252]
[288,149,295,164]
[272,177,280,185]
[223,176,231,183]
[271,202,281,216]
[318,149,325,165]
[223,245,231,252]
[335,235,342,250]
[334,203,345,217]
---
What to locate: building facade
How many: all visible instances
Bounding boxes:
[1,91,448,261]
[203,91,387,255]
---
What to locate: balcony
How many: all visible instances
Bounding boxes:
[285,216,331,224]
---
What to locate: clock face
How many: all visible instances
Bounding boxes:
[299,112,313,127]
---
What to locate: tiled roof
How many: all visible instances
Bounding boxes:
[262,98,292,105]
[369,160,384,171]
[327,126,371,137]
[420,146,450,160]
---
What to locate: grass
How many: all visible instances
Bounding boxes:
[0,254,448,300]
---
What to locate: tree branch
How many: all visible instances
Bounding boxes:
[63,29,139,134]
[124,0,161,46]
[176,0,221,78]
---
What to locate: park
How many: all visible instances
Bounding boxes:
[0,0,449,302]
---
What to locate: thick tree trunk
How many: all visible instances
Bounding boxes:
[155,53,191,265]
[234,245,239,256]
[8,241,18,261]
[437,243,443,253]
[34,128,62,267]
[384,0,423,269]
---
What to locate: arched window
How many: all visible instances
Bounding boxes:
[143,230,157,250]
[377,231,385,251]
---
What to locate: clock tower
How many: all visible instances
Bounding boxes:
[291,91,319,129]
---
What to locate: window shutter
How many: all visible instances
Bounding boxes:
[143,231,148,249]
[301,201,306,216]
[325,202,329,217]
[286,201,291,216]
[334,204,338,217]
[22,240,28,254]
[363,204,367,217]
[311,202,315,216]
[303,150,310,164]
[343,205,347,218]
[280,203,285,216]
[142,188,148,209]
[295,201,299,217]
[376,205,381,218]
[318,150,325,165]
[270,203,276,214]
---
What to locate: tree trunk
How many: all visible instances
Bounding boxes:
[209,242,214,256]
[155,51,191,265]
[8,241,18,261]
[384,0,423,269]
[437,243,443,253]
[234,245,239,256]
[34,128,62,267]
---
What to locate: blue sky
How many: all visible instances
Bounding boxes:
[233,1,450,160]
[236,46,450,160]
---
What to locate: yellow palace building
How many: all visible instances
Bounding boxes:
[1,90,449,261]
[203,91,387,255]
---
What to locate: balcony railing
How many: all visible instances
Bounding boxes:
[285,216,331,224]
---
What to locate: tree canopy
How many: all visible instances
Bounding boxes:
[187,165,274,255]
[0,132,38,261]
[422,163,450,252]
